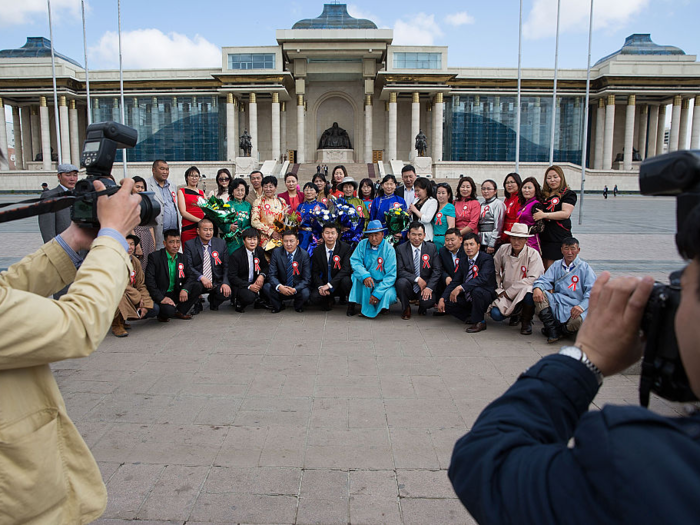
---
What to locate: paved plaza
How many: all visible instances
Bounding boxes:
[0,194,689,524]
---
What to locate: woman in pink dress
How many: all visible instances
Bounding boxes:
[454,176,480,237]
[515,176,544,253]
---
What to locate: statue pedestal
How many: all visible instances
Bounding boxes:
[235,157,259,177]
[413,156,433,178]
[316,149,354,163]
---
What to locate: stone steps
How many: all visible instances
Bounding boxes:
[294,163,374,183]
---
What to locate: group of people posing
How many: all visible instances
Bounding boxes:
[114,161,595,345]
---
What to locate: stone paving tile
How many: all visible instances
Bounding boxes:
[204,466,301,495]
[190,493,298,524]
[400,498,476,524]
[350,494,403,525]
[397,469,457,499]
[137,465,209,521]
[102,463,165,519]
[296,497,348,525]
[259,426,308,468]
[390,428,441,469]
[349,470,399,498]
[214,426,266,468]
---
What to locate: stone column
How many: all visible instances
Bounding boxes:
[226,93,237,161]
[150,97,159,139]
[603,95,615,170]
[388,92,397,161]
[58,96,71,164]
[271,92,281,162]
[594,99,605,169]
[39,96,52,171]
[411,92,420,156]
[656,104,667,156]
[21,106,32,166]
[669,95,682,152]
[384,101,390,159]
[281,102,287,159]
[297,95,305,164]
[364,95,373,164]
[679,98,690,150]
[30,106,40,162]
[249,93,258,160]
[433,93,444,162]
[637,104,648,160]
[691,95,700,150]
[12,105,23,170]
[623,95,636,170]
[69,100,80,166]
[647,105,659,157]
[0,99,8,170]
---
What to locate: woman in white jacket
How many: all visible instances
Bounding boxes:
[408,177,438,241]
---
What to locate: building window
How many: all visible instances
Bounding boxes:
[393,52,441,70]
[228,53,275,70]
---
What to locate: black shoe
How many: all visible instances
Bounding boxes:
[235,304,245,313]
[338,296,347,305]
[346,304,357,317]
[538,307,561,343]
[192,302,204,315]
[295,307,305,313]
[432,311,446,317]
[271,308,282,314]
[254,299,273,310]
[210,304,220,311]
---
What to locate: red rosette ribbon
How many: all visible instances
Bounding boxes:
[568,275,579,291]
[130,271,135,285]
[435,212,443,225]
[547,197,560,212]
[333,255,341,269]
[422,254,431,269]
[481,205,490,218]
[178,262,185,278]
[212,251,222,265]
[254,257,261,272]
[521,265,527,278]
[472,264,479,278]
[376,257,384,272]
[292,261,300,276]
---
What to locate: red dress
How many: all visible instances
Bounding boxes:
[500,194,521,243]
[454,198,480,235]
[180,187,205,243]
[278,191,303,212]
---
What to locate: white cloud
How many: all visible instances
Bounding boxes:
[89,29,221,69]
[347,4,381,26]
[0,0,82,27]
[393,14,443,46]
[523,0,650,39]
[445,11,475,27]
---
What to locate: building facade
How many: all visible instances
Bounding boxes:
[1,4,700,177]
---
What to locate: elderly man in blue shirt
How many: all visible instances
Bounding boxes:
[533,237,596,343]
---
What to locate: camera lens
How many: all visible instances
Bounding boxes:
[136,192,161,227]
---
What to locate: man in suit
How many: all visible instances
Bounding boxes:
[394,164,417,209]
[183,218,231,311]
[436,228,466,303]
[263,230,311,313]
[437,232,497,333]
[145,229,201,321]
[395,221,442,320]
[146,159,180,248]
[228,228,270,312]
[38,163,79,243]
[310,223,353,311]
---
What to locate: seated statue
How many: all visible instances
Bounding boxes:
[318,122,352,149]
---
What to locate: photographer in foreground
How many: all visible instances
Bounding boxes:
[449,208,700,524]
[0,178,141,524]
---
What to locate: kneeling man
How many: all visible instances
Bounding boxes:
[347,220,397,318]
[310,223,353,310]
[396,221,442,319]
[184,218,231,311]
[228,228,270,312]
[533,237,596,343]
[437,233,497,333]
[490,223,544,335]
[263,230,311,313]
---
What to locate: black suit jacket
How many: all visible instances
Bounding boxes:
[38,185,72,242]
[184,237,230,289]
[228,246,269,289]
[396,241,442,292]
[268,246,311,292]
[145,249,191,303]
[311,240,353,290]
[443,251,497,299]
[439,246,467,281]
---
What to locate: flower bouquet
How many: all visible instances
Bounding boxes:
[333,197,363,247]
[197,195,237,233]
[384,208,412,246]
[307,206,339,256]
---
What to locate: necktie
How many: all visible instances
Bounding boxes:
[248,251,254,283]
[286,252,294,286]
[413,247,421,293]
[202,244,212,281]
[327,249,333,283]
[466,259,475,282]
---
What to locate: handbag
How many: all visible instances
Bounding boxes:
[530,220,545,234]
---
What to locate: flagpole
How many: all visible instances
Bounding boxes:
[579,0,594,225]
[117,0,127,177]
[549,0,561,165]
[47,0,62,165]
[515,0,522,173]
[82,0,92,125]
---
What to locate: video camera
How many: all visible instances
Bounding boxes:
[72,121,160,228]
[639,150,700,407]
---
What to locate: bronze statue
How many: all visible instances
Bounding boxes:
[415,130,428,157]
[239,130,252,157]
[318,122,352,149]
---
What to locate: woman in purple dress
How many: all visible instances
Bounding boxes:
[515,176,544,253]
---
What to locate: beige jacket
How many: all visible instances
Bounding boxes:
[491,243,545,316]
[0,236,131,524]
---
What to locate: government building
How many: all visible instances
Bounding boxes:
[1,4,699,189]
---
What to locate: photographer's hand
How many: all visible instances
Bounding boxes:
[94,179,142,238]
[575,272,654,377]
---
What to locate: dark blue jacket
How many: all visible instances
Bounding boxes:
[268,246,311,292]
[448,355,700,525]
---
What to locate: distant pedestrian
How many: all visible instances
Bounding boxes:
[603,185,608,199]
[613,184,618,197]
[41,182,48,191]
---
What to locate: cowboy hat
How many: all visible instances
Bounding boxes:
[504,223,534,238]
[339,176,358,190]
[364,220,385,234]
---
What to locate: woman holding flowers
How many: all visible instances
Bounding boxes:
[370,174,406,229]
[252,175,289,251]
[297,182,328,251]
[432,183,456,251]
[225,178,252,254]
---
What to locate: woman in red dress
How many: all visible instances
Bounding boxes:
[177,165,205,243]
[500,172,522,244]
[454,176,481,237]
[278,172,303,212]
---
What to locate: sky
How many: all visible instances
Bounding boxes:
[0,0,698,72]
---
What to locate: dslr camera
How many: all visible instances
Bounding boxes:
[639,150,700,407]
[71,121,160,228]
